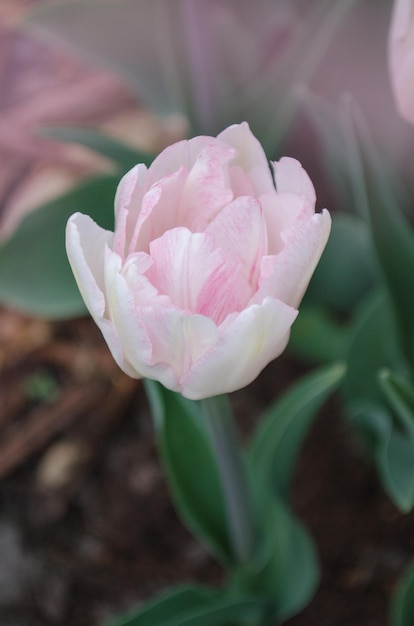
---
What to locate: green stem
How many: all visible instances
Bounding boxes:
[200,395,255,565]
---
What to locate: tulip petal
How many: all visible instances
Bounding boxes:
[140,307,219,384]
[147,227,251,324]
[66,213,111,318]
[109,267,220,391]
[273,156,316,203]
[113,163,147,258]
[179,140,235,230]
[180,297,297,400]
[146,136,215,184]
[218,122,275,194]
[253,208,331,308]
[107,268,177,387]
[129,168,187,252]
[66,213,136,376]
[261,192,313,255]
[206,195,267,288]
[121,251,170,306]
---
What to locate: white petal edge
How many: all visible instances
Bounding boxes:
[180,297,298,400]
[273,157,316,203]
[66,213,137,377]
[218,121,275,194]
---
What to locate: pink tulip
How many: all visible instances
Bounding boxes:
[66,123,330,399]
[389,0,414,125]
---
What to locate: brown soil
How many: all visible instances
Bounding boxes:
[1,313,413,626]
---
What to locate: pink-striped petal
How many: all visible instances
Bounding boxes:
[206,195,267,288]
[146,227,251,324]
[129,168,187,253]
[253,209,331,308]
[179,139,235,230]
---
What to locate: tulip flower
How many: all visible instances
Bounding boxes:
[66,123,330,399]
[389,0,414,125]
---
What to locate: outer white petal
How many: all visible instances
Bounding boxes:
[113,163,147,258]
[272,157,316,203]
[180,297,297,400]
[139,307,219,384]
[253,209,331,309]
[107,267,177,388]
[65,213,136,377]
[218,122,275,194]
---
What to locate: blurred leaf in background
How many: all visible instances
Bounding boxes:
[297,93,414,512]
[25,0,359,154]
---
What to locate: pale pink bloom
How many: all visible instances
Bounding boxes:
[66,123,330,400]
[389,0,414,125]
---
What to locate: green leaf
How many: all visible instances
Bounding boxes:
[378,369,414,438]
[174,598,265,626]
[390,561,414,626]
[344,290,403,407]
[350,404,414,512]
[249,362,345,500]
[384,432,414,512]
[105,584,265,626]
[0,175,117,318]
[343,102,414,366]
[304,212,377,315]
[144,381,232,565]
[41,126,153,172]
[343,291,414,510]
[104,586,215,626]
[235,498,320,623]
[289,305,351,364]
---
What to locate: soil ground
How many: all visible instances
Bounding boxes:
[1,314,414,626]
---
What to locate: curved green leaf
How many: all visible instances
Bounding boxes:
[350,403,414,512]
[391,561,414,626]
[105,580,266,626]
[249,362,345,499]
[0,175,117,318]
[379,369,414,438]
[144,381,232,565]
[105,586,215,626]
[344,290,402,407]
[234,498,320,623]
